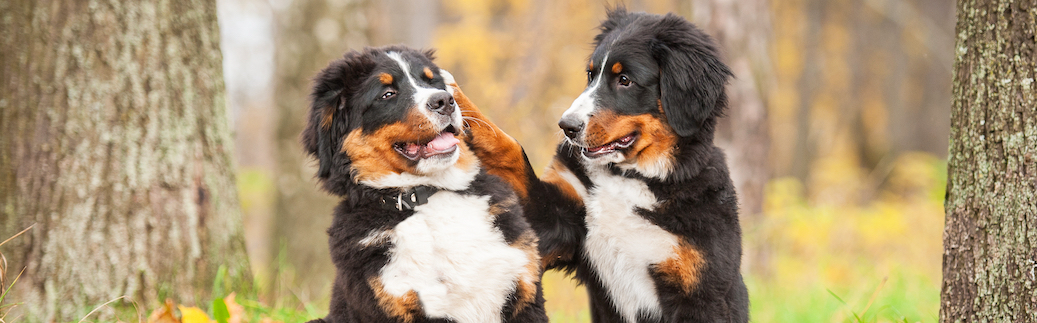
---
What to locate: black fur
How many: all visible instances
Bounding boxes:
[302,46,547,323]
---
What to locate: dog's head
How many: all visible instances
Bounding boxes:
[558,8,731,178]
[302,46,474,195]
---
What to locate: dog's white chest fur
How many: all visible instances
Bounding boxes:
[379,192,529,323]
[583,168,680,323]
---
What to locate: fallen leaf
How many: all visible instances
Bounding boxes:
[146,299,178,323]
[223,293,245,323]
[178,305,213,323]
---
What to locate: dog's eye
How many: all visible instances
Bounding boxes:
[618,75,631,87]
[586,70,593,83]
[381,90,396,100]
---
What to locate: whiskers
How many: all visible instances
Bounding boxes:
[559,130,581,148]
[461,113,498,138]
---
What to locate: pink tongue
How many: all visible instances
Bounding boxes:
[405,144,421,155]
[426,131,459,151]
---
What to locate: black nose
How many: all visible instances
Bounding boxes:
[427,92,455,116]
[558,116,584,140]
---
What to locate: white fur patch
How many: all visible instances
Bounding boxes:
[360,156,479,191]
[414,149,462,174]
[582,165,679,323]
[378,192,531,323]
[618,154,674,180]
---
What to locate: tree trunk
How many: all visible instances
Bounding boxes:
[941,0,1037,321]
[270,0,369,302]
[0,0,251,321]
[685,0,773,273]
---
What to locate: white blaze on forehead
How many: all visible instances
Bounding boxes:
[561,51,611,133]
[387,52,448,120]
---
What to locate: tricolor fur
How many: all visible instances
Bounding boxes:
[456,9,748,323]
[301,46,547,323]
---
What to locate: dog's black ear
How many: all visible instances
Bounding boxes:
[301,50,374,183]
[650,14,732,138]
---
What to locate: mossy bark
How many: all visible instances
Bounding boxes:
[941,0,1037,321]
[0,0,251,320]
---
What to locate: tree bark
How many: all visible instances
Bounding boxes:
[941,0,1037,321]
[0,0,251,320]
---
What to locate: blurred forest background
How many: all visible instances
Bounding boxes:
[217,0,951,321]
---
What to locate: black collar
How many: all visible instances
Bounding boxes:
[379,186,440,211]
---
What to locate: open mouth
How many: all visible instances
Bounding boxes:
[583,133,637,159]
[393,125,460,161]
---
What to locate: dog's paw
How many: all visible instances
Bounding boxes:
[439,69,458,95]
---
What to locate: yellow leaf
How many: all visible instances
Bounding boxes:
[178,305,213,323]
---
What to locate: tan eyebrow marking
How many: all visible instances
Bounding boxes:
[379,73,393,85]
[423,67,433,79]
[612,62,623,74]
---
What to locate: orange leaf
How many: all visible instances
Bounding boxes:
[146,299,179,323]
[223,293,245,323]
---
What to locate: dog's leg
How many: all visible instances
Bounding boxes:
[440,70,589,270]
[442,71,531,200]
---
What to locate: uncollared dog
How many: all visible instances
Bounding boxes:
[456,8,749,323]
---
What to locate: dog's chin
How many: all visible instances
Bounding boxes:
[414,148,461,174]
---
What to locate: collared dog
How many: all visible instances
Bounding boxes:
[457,8,749,323]
[301,46,547,323]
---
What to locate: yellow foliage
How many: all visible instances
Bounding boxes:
[178,305,213,323]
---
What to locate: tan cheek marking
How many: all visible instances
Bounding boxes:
[541,158,584,204]
[631,114,677,172]
[611,62,623,74]
[450,83,530,199]
[586,110,678,171]
[342,113,438,182]
[343,128,410,182]
[423,67,433,79]
[583,110,621,148]
[655,241,706,294]
[369,277,421,322]
[510,231,542,316]
[379,73,393,85]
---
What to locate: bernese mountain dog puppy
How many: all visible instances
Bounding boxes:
[454,8,749,323]
[301,46,547,323]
